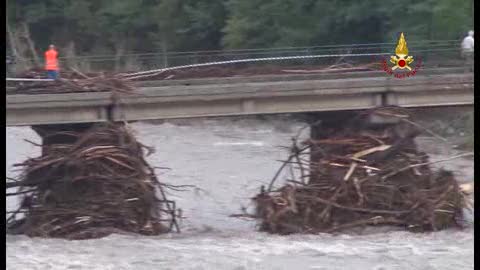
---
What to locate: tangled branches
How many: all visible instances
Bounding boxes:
[6,123,179,240]
[7,69,134,95]
[253,108,469,234]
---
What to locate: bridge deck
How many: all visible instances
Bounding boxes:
[6,72,474,126]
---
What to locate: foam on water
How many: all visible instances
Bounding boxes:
[213,141,265,147]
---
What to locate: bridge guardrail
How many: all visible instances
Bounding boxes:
[7,73,473,104]
[131,67,470,87]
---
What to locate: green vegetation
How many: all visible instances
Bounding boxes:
[6,0,474,64]
[464,111,474,150]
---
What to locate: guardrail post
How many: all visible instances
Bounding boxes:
[385,92,398,106]
[373,94,383,107]
[162,52,168,68]
[242,100,255,113]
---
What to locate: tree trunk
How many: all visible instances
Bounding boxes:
[21,21,41,67]
[6,16,19,59]
[6,16,21,74]
[7,19,32,72]
[472,0,474,27]
[65,41,78,70]
[5,1,16,56]
[161,32,168,68]
[114,40,126,72]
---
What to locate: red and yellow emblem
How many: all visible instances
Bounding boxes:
[390,33,414,70]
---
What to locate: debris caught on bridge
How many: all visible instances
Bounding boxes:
[6,123,180,240]
[123,62,379,81]
[7,68,134,95]
[250,108,469,235]
[8,63,378,94]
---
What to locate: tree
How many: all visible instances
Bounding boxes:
[6,0,474,71]
[223,0,474,48]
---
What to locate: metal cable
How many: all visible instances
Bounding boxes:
[121,52,393,78]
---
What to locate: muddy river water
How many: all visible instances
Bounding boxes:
[6,117,474,270]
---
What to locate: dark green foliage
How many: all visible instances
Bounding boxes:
[7,0,474,55]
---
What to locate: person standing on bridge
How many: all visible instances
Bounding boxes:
[461,30,474,72]
[45,44,59,80]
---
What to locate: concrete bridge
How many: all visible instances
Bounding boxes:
[6,69,474,126]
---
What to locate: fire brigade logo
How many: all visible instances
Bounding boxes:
[390,33,414,70]
[381,32,422,78]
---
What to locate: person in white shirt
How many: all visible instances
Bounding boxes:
[461,30,474,72]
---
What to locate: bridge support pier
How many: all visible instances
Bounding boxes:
[308,111,358,176]
[308,109,400,141]
[31,123,95,155]
[307,109,402,183]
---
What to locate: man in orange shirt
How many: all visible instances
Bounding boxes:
[45,44,59,79]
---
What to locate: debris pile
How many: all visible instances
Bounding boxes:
[124,62,379,81]
[7,69,134,95]
[8,77,134,95]
[6,123,179,240]
[253,108,469,234]
[18,68,104,80]
[8,63,379,94]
